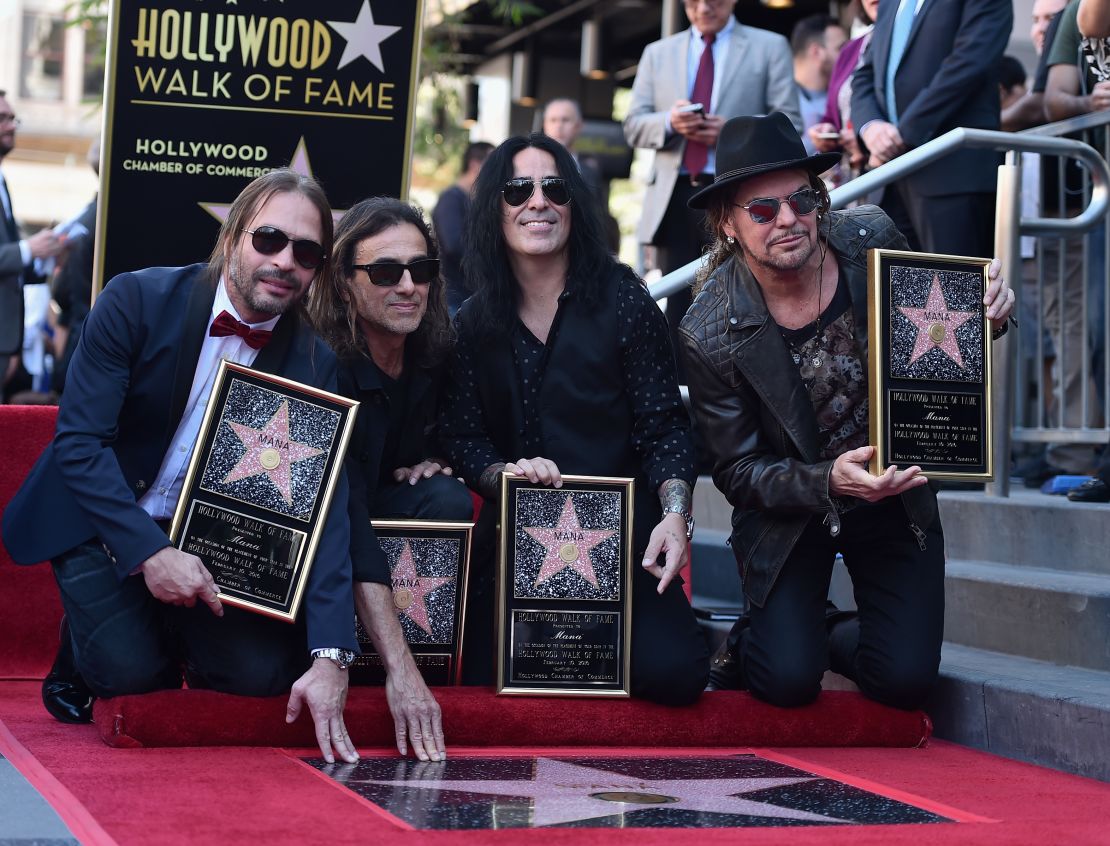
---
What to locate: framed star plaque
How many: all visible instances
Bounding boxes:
[497,473,633,698]
[351,520,473,686]
[867,249,994,482]
[169,361,358,621]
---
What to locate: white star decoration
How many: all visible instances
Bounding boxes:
[327,0,402,73]
[356,758,848,827]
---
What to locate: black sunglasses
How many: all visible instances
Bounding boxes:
[736,188,820,225]
[352,258,440,287]
[243,226,326,270]
[501,177,572,207]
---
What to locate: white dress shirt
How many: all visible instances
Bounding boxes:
[137,279,280,520]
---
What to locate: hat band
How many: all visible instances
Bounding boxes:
[714,157,807,184]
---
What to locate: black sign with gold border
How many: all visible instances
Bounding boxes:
[169,361,358,621]
[351,519,473,687]
[497,474,633,698]
[94,0,424,293]
[867,248,994,482]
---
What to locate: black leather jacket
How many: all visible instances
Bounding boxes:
[678,206,938,608]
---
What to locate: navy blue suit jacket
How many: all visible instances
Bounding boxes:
[851,0,1012,196]
[1,263,356,651]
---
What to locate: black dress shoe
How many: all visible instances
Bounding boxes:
[42,620,95,724]
[706,616,749,691]
[1068,478,1110,503]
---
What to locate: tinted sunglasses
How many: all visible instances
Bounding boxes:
[501,177,572,207]
[352,258,440,286]
[737,188,820,225]
[243,226,326,270]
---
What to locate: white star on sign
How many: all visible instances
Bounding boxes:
[357,757,848,827]
[327,0,401,72]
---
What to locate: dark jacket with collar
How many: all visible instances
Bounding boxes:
[339,352,443,584]
[2,263,357,651]
[677,206,938,608]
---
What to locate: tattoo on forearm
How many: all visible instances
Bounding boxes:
[479,462,508,499]
[658,478,691,513]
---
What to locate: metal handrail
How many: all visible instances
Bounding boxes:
[648,126,1110,301]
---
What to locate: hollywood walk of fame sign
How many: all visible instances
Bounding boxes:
[351,520,473,686]
[93,0,424,294]
[310,753,966,829]
[867,249,994,481]
[497,474,634,698]
[169,361,358,621]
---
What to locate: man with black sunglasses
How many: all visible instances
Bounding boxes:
[310,197,474,761]
[439,133,710,704]
[3,169,363,765]
[678,114,1015,710]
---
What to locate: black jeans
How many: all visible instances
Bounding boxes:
[371,474,475,521]
[739,497,945,710]
[52,541,310,699]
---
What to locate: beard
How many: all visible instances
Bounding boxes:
[228,253,304,317]
[744,228,817,273]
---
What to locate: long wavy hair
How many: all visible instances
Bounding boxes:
[206,168,334,308]
[463,132,624,336]
[308,197,452,368]
[696,170,831,292]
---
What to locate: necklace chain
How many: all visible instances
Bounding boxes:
[782,247,826,369]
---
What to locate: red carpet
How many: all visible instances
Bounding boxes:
[4,682,1110,844]
[95,686,931,749]
[0,405,63,681]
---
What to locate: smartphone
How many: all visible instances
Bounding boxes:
[677,102,705,115]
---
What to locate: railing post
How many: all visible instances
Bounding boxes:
[988,152,1022,497]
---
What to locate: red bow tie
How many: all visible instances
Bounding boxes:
[208,310,273,350]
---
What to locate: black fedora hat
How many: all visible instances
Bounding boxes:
[687,112,841,210]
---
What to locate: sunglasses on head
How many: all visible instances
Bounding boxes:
[243,226,326,270]
[501,177,572,207]
[352,258,440,286]
[736,187,820,225]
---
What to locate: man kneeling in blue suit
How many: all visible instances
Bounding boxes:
[3,170,363,763]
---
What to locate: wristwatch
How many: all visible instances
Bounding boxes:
[663,507,695,541]
[310,648,356,670]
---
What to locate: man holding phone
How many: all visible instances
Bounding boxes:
[624,0,801,335]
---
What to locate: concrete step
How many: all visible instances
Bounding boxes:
[944,558,1110,671]
[939,489,1110,575]
[929,642,1110,782]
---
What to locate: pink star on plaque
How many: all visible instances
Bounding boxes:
[523,495,615,589]
[390,541,453,637]
[897,274,976,368]
[223,401,324,505]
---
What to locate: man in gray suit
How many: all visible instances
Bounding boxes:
[624,0,800,334]
[0,90,64,391]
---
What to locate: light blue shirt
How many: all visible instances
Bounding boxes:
[668,16,736,175]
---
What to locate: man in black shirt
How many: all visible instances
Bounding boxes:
[432,142,493,316]
[309,197,473,761]
[438,133,709,703]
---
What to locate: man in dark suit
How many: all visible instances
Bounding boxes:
[2,170,359,764]
[851,0,1013,257]
[0,90,64,392]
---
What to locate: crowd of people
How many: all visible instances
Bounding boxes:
[5,0,1108,763]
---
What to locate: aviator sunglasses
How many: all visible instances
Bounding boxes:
[243,226,326,270]
[737,187,820,225]
[501,177,572,207]
[352,258,440,286]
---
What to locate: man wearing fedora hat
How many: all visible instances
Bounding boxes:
[678,113,1015,709]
